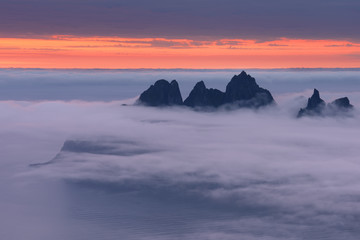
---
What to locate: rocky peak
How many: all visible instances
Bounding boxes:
[138,71,275,109]
[184,81,225,108]
[224,71,274,107]
[330,97,353,109]
[297,89,354,118]
[192,81,207,92]
[297,89,326,117]
[307,89,325,110]
[138,79,183,106]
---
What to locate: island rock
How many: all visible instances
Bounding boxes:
[329,97,353,109]
[224,71,275,108]
[298,89,354,117]
[137,71,275,109]
[138,79,183,106]
[297,89,326,117]
[183,81,225,108]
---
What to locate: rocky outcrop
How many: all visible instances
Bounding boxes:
[138,71,275,109]
[224,71,275,108]
[138,79,183,106]
[298,89,354,117]
[326,97,354,117]
[183,81,225,108]
[297,89,326,117]
[329,97,353,109]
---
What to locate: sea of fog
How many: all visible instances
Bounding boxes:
[1,69,360,240]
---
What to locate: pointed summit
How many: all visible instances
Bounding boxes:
[224,71,274,107]
[194,80,206,89]
[189,81,207,94]
[307,89,325,110]
[313,88,320,98]
[298,89,354,118]
[184,81,225,108]
[297,89,326,117]
[138,79,183,106]
[239,70,248,77]
[137,71,276,109]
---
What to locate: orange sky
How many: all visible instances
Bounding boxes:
[0,36,359,69]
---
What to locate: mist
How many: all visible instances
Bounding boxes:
[1,68,360,101]
[1,69,360,239]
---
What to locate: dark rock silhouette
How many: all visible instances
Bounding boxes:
[326,97,354,117]
[297,89,326,117]
[138,79,183,106]
[183,81,225,108]
[298,89,354,117]
[138,71,275,109]
[224,71,275,108]
[329,97,353,109]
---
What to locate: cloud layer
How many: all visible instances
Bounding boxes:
[1,70,360,239]
[2,96,359,239]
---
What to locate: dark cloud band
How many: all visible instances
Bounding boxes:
[0,0,359,40]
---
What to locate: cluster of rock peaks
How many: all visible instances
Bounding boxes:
[297,89,353,117]
[138,71,275,109]
[138,71,354,117]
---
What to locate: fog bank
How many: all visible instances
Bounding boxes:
[0,94,359,239]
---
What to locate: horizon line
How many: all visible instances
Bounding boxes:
[1,67,360,71]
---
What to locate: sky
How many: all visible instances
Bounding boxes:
[0,0,360,68]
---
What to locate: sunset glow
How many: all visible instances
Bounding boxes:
[1,36,359,69]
